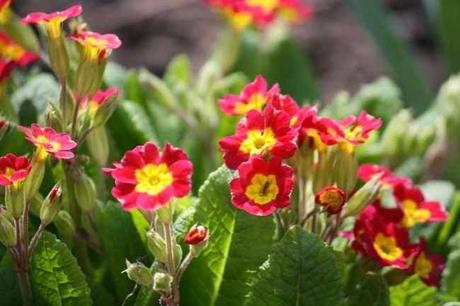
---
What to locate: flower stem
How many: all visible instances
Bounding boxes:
[162,222,179,306]
[16,269,32,306]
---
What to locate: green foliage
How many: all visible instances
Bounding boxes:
[30,232,92,306]
[0,252,21,305]
[441,232,460,301]
[180,166,276,306]
[437,0,460,74]
[246,226,344,306]
[344,0,432,114]
[95,202,147,304]
[389,276,437,306]
[344,264,389,306]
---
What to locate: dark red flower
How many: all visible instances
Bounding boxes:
[230,156,294,216]
[0,153,31,187]
[104,142,193,211]
[219,106,297,169]
[411,238,444,287]
[315,185,346,214]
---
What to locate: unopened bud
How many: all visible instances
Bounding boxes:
[86,126,109,166]
[185,224,209,257]
[5,186,25,219]
[153,272,173,292]
[46,104,64,132]
[30,194,44,217]
[147,230,168,263]
[75,59,105,97]
[0,119,9,140]
[315,186,346,214]
[48,36,69,82]
[157,205,173,224]
[344,175,381,217]
[333,150,358,193]
[124,260,153,287]
[24,156,46,200]
[0,210,16,247]
[73,172,96,212]
[40,184,62,225]
[93,98,117,128]
[54,210,76,238]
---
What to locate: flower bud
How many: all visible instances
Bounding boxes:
[92,97,117,128]
[54,210,76,238]
[153,272,173,292]
[315,186,346,214]
[30,194,44,217]
[46,103,64,132]
[0,119,9,140]
[48,36,70,82]
[24,156,46,200]
[40,184,62,225]
[344,175,381,217]
[157,204,173,224]
[147,230,168,263]
[73,172,96,212]
[124,260,153,287]
[185,224,209,257]
[86,126,109,166]
[333,149,358,193]
[5,186,25,219]
[0,210,16,247]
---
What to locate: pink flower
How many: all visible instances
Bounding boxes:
[18,124,77,160]
[70,30,121,61]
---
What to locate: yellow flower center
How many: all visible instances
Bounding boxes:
[240,128,276,155]
[245,174,279,205]
[4,167,14,179]
[234,94,266,115]
[414,252,432,278]
[401,199,431,228]
[135,163,173,196]
[0,41,25,62]
[373,233,403,262]
[88,101,99,118]
[247,0,279,11]
[319,190,343,209]
[305,129,327,152]
[225,9,252,30]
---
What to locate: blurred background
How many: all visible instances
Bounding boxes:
[13,0,451,102]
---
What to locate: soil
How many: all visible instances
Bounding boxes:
[15,0,445,102]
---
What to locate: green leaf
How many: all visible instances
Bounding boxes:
[96,202,146,303]
[344,0,433,114]
[246,226,344,306]
[442,248,460,301]
[134,287,160,306]
[0,252,21,306]
[389,276,437,306]
[164,54,191,86]
[30,231,92,306]
[437,0,460,74]
[180,166,276,306]
[345,265,389,306]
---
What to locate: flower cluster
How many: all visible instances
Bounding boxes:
[219,75,382,216]
[348,164,447,287]
[205,0,313,30]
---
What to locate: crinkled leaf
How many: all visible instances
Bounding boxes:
[180,166,276,306]
[389,276,437,306]
[345,266,389,306]
[246,226,344,306]
[30,231,92,306]
[442,248,460,301]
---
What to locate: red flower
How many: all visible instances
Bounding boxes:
[230,156,294,216]
[22,5,82,38]
[357,163,412,188]
[393,184,448,228]
[184,224,209,245]
[219,75,278,116]
[278,0,313,22]
[267,94,316,129]
[104,142,193,211]
[411,238,444,287]
[315,185,346,214]
[298,112,343,152]
[70,30,121,61]
[338,111,382,154]
[0,32,39,67]
[349,202,418,269]
[0,59,14,83]
[0,153,31,187]
[18,124,77,160]
[219,106,297,169]
[80,87,120,117]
